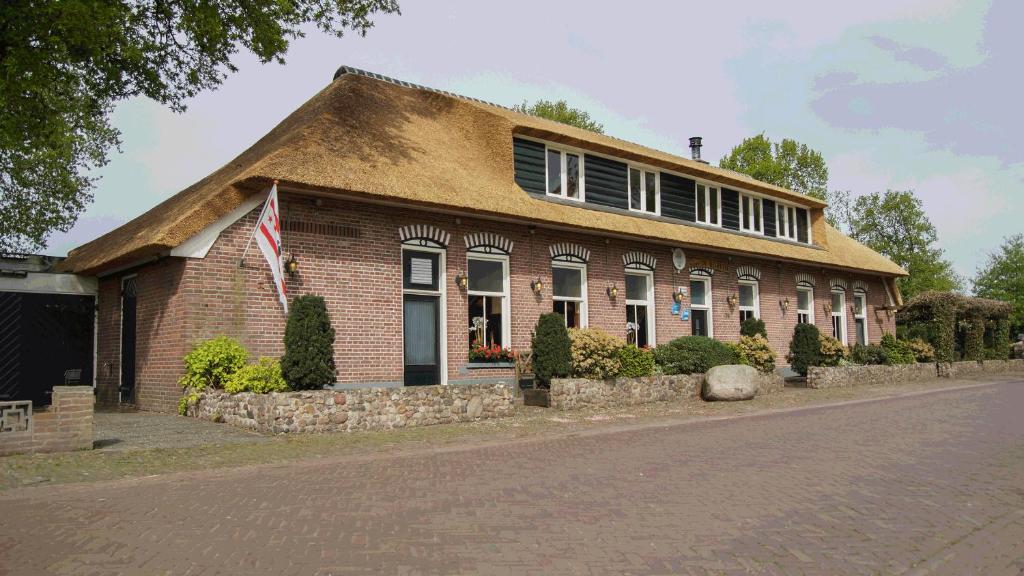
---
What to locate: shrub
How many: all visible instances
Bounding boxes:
[735,334,776,374]
[225,358,290,394]
[569,328,624,379]
[849,344,888,365]
[740,317,768,339]
[281,295,337,390]
[617,346,655,378]
[653,336,741,375]
[531,313,571,386]
[179,336,249,390]
[880,333,915,364]
[787,323,822,376]
[904,338,936,363]
[818,334,848,367]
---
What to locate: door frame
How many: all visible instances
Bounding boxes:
[400,246,447,386]
[119,274,138,403]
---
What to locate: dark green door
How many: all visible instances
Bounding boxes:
[403,294,440,386]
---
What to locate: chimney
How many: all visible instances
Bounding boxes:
[689,136,707,163]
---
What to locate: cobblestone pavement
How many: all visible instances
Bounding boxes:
[1,380,1023,575]
[93,411,268,451]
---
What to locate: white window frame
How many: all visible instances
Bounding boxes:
[695,182,722,226]
[545,146,585,202]
[796,285,814,325]
[401,245,448,385]
[739,194,764,234]
[689,275,713,338]
[625,269,656,346]
[628,166,660,215]
[831,288,848,345]
[738,279,760,323]
[467,253,511,349]
[552,261,588,328]
[853,291,868,345]
[776,203,800,241]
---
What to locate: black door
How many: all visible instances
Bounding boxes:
[120,277,138,403]
[403,294,440,386]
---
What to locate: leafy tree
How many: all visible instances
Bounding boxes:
[719,134,828,200]
[841,190,962,300]
[513,99,604,133]
[0,0,400,253]
[281,295,336,390]
[973,234,1024,337]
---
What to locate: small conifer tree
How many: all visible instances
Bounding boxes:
[531,313,572,386]
[788,323,822,376]
[281,295,336,390]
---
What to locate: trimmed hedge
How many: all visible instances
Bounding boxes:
[653,336,740,375]
[568,328,623,379]
[531,313,571,386]
[617,346,655,378]
[281,295,336,390]
[179,336,248,390]
[788,323,822,376]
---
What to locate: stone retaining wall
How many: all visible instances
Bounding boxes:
[0,386,94,456]
[938,359,1024,378]
[187,383,514,433]
[549,371,783,411]
[806,363,937,389]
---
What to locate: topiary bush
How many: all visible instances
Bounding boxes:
[653,336,741,375]
[735,334,776,374]
[787,323,822,376]
[740,317,768,339]
[880,333,915,364]
[281,295,336,390]
[225,358,290,394]
[179,336,249,390]
[850,344,888,365]
[617,346,655,378]
[569,328,624,379]
[531,313,571,386]
[818,334,848,367]
[904,338,936,363]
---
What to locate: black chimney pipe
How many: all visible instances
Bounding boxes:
[689,136,703,161]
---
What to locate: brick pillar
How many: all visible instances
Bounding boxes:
[36,387,94,454]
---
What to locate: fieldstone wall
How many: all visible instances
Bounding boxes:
[938,359,1024,378]
[806,363,937,389]
[187,383,514,433]
[0,386,94,456]
[548,371,783,411]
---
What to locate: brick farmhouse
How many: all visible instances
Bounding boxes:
[57,67,907,413]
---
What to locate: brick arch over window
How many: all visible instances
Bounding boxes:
[831,278,849,291]
[622,251,656,271]
[398,224,450,248]
[852,280,869,293]
[549,243,590,263]
[465,232,514,255]
[689,267,713,277]
[736,265,761,281]
[795,272,816,287]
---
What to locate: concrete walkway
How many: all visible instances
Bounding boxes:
[93,411,268,451]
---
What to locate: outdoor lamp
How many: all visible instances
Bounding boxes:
[780,297,790,312]
[673,289,685,303]
[455,272,468,289]
[530,278,543,295]
[284,253,299,277]
[607,284,619,299]
[727,294,738,308]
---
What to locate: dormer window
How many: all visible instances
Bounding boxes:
[696,183,720,225]
[628,167,658,214]
[740,194,762,233]
[776,203,798,240]
[546,148,582,200]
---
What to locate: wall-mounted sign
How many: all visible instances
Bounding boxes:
[681,309,691,321]
[672,248,687,272]
[671,302,680,315]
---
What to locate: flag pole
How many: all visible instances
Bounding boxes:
[239,180,278,268]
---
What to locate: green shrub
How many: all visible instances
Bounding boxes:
[818,335,848,367]
[735,334,776,374]
[880,333,915,364]
[653,336,741,375]
[904,338,936,363]
[850,344,888,365]
[225,358,290,394]
[740,317,768,338]
[179,336,249,390]
[281,295,336,390]
[617,346,655,378]
[569,328,624,379]
[787,323,821,376]
[531,313,571,386]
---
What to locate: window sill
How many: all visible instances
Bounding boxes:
[466,362,515,369]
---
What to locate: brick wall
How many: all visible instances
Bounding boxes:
[96,194,897,412]
[0,386,94,456]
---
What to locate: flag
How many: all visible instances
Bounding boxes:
[253,183,288,313]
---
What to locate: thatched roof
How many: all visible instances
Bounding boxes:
[59,68,906,277]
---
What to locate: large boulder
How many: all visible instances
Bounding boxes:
[703,365,758,401]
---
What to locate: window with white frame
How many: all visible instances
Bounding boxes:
[467,255,510,349]
[853,291,868,346]
[740,194,763,233]
[690,275,713,337]
[628,167,658,214]
[796,284,814,324]
[546,148,582,200]
[831,289,847,344]
[695,183,720,225]
[552,263,587,328]
[738,280,760,324]
[777,203,799,240]
[625,271,655,347]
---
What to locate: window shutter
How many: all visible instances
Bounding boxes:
[659,173,696,222]
[512,138,546,195]
[583,154,629,210]
[721,188,740,230]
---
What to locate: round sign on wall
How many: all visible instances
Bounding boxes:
[672,248,687,271]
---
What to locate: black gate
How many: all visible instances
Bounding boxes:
[120,277,137,404]
[0,291,95,405]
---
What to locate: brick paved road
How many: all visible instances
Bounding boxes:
[2,380,1023,575]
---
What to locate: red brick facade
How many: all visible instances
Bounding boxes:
[96,194,896,412]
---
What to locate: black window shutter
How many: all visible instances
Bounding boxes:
[721,188,740,230]
[796,208,809,242]
[763,199,777,237]
[512,138,546,195]
[660,173,696,221]
[583,154,629,210]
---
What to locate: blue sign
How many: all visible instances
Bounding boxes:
[681,309,691,321]
[671,302,680,315]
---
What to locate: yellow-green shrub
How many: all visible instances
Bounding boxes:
[617,346,655,378]
[569,328,624,379]
[736,334,776,374]
[818,334,848,367]
[225,358,290,394]
[179,336,248,390]
[904,338,936,363]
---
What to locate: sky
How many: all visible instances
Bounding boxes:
[45,0,1021,284]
